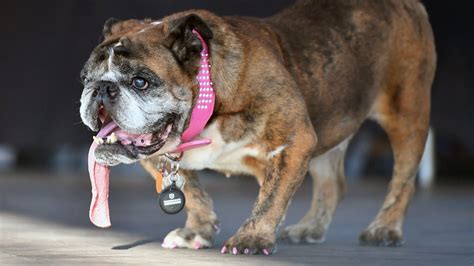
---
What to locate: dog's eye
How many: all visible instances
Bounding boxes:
[131,77,148,90]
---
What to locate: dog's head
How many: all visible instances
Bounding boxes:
[79,14,213,165]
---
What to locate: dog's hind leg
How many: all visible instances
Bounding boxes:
[359,67,433,246]
[280,138,350,244]
[359,1,436,246]
[141,160,219,249]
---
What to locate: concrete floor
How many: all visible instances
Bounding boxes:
[0,170,473,265]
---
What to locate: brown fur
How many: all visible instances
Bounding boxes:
[97,0,435,254]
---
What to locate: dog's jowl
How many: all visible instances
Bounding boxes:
[80,0,436,255]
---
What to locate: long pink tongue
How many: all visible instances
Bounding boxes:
[87,121,118,228]
[88,121,154,228]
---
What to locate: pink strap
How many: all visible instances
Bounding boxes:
[173,29,215,152]
[172,139,212,153]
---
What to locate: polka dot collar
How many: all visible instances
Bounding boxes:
[172,29,215,153]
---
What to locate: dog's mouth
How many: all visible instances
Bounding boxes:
[93,107,174,158]
[88,108,174,227]
[87,108,174,228]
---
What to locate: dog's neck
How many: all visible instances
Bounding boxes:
[172,29,215,153]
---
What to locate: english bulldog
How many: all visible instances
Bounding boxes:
[79,0,436,255]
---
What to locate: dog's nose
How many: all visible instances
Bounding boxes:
[94,81,119,100]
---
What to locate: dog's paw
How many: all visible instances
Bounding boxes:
[279,223,326,244]
[161,228,213,249]
[221,232,276,255]
[359,225,404,247]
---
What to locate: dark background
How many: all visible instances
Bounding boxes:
[0,0,473,176]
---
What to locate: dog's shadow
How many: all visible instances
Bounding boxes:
[112,238,161,250]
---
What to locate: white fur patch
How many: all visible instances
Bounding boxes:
[309,138,351,180]
[115,89,149,128]
[101,70,120,82]
[162,228,212,249]
[305,235,326,244]
[267,145,287,159]
[107,47,114,70]
[100,46,122,82]
[114,85,185,132]
[180,122,261,174]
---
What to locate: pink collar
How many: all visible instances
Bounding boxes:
[172,29,215,153]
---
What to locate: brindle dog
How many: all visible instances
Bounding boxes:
[80,0,436,255]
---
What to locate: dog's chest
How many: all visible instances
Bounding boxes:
[179,123,261,174]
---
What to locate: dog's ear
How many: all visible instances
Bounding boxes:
[100,18,143,43]
[103,18,122,38]
[164,14,213,66]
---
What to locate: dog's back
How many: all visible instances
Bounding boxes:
[266,0,436,153]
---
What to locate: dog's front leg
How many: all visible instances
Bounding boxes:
[161,169,219,249]
[141,159,219,249]
[222,125,317,255]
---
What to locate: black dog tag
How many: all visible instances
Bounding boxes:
[159,182,185,214]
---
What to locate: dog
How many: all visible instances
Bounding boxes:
[79,0,436,255]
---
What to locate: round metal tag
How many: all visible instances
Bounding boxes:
[159,184,185,214]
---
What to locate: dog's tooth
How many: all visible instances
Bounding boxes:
[93,136,104,144]
[110,132,118,143]
[105,133,117,144]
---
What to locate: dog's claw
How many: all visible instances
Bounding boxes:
[359,226,404,247]
[221,246,227,254]
[194,240,201,249]
[222,233,275,255]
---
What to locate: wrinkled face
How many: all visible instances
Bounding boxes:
[79,16,212,165]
